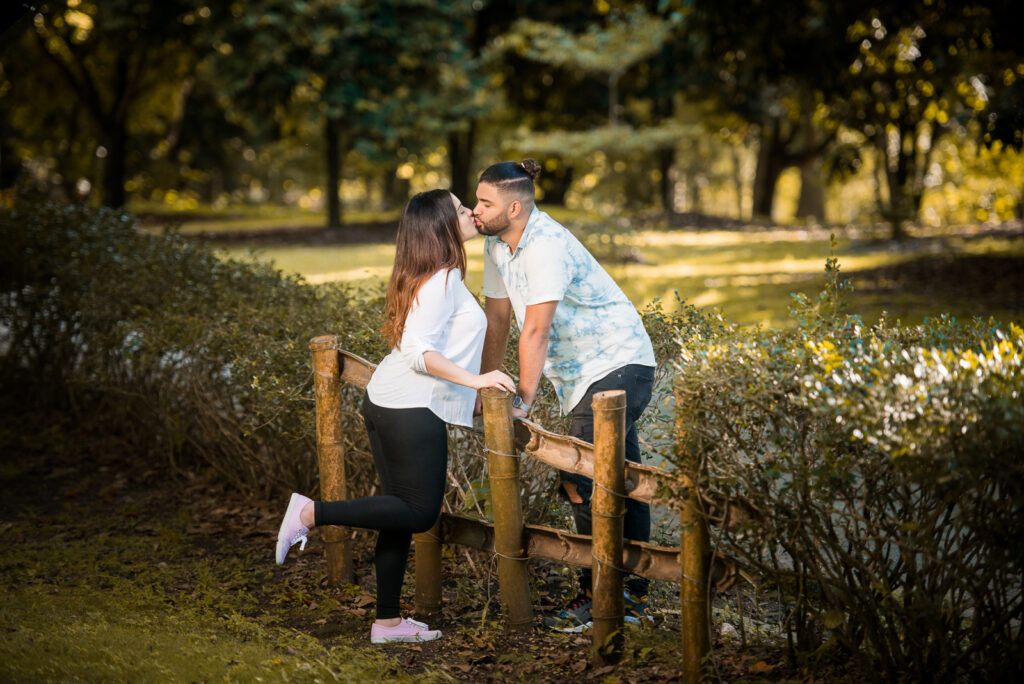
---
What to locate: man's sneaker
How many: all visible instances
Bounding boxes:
[275,493,312,565]
[370,617,442,644]
[624,590,654,624]
[543,593,593,632]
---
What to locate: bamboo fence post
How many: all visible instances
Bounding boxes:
[309,336,354,586]
[481,387,533,631]
[414,518,443,617]
[676,385,711,684]
[590,390,627,665]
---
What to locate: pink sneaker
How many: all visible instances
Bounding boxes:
[370,618,442,644]
[275,493,312,565]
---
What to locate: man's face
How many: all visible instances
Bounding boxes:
[472,182,513,236]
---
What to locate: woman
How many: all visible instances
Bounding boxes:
[275,189,515,644]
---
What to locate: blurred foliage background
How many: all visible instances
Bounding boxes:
[1,0,1022,237]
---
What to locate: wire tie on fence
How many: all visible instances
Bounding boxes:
[593,480,628,499]
[487,474,520,482]
[484,447,525,460]
[590,509,625,520]
[418,530,442,543]
[493,550,530,562]
[594,405,627,414]
[592,554,629,575]
[313,369,342,383]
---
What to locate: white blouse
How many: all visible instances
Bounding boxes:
[366,268,486,427]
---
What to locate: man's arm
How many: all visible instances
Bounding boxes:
[481,296,513,373]
[516,300,558,408]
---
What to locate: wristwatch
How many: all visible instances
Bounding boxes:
[511,395,532,413]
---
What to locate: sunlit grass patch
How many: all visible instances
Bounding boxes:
[0,497,427,683]
[0,583,410,683]
[135,202,401,235]
[218,243,399,285]
[212,221,1024,328]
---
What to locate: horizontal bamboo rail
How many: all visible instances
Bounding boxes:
[513,419,666,503]
[438,513,735,589]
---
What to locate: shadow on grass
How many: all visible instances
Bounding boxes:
[846,254,1024,319]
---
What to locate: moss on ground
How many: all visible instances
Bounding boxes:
[0,451,429,683]
[1,583,406,682]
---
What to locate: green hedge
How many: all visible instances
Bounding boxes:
[671,259,1024,681]
[1,202,388,496]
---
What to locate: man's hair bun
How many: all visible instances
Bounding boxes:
[519,159,542,180]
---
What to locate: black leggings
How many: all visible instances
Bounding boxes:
[314,394,447,619]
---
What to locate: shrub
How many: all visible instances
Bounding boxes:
[1,201,387,496]
[670,256,1024,681]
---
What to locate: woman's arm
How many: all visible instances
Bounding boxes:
[423,351,516,393]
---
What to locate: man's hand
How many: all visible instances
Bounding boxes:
[562,482,584,504]
[511,405,528,419]
[473,391,483,416]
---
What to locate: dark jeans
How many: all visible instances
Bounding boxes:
[314,394,447,619]
[563,364,654,598]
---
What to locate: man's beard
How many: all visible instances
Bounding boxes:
[475,214,510,236]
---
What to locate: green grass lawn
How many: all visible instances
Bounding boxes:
[216,219,1024,328]
[133,200,401,234]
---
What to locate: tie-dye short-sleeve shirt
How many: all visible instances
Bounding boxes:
[482,208,655,413]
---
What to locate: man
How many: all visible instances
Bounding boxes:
[473,158,656,631]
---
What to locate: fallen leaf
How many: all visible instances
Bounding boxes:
[353,594,375,607]
[749,660,776,673]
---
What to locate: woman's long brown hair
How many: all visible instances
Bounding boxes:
[382,189,467,349]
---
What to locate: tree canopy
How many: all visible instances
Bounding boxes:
[1,0,1020,229]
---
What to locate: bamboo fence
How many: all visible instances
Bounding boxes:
[308,336,738,679]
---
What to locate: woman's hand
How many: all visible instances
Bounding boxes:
[472,370,517,393]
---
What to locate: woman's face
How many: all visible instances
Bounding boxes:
[450,193,478,243]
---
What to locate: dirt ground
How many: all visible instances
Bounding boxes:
[0,418,825,683]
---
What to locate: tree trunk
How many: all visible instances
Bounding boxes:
[882,125,912,241]
[448,123,476,202]
[657,146,676,217]
[382,165,410,210]
[730,145,744,219]
[686,173,701,213]
[325,115,342,229]
[205,168,224,205]
[538,163,573,206]
[100,118,127,208]
[796,157,825,222]
[752,118,785,221]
